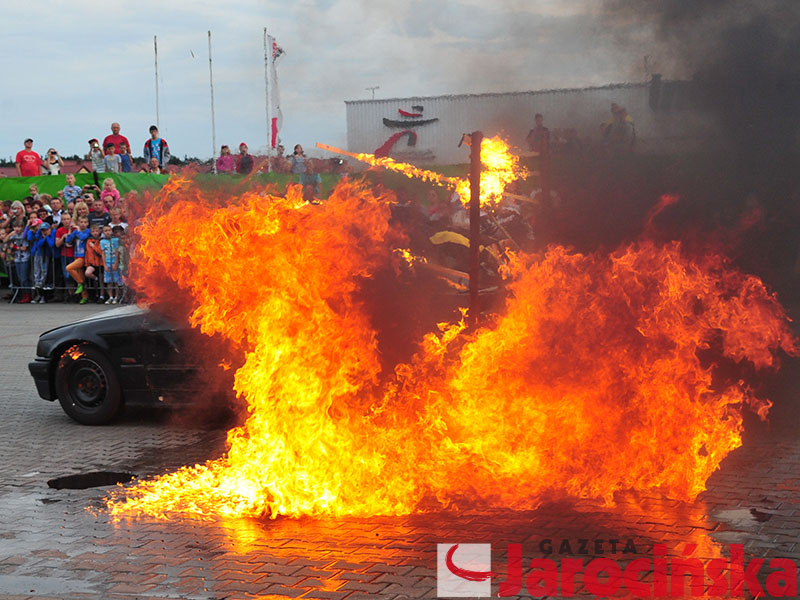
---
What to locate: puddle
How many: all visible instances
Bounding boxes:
[47,471,136,490]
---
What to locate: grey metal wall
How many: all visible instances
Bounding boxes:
[345,83,710,165]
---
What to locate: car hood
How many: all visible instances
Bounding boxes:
[39,304,149,337]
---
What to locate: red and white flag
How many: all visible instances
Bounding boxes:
[268,35,284,148]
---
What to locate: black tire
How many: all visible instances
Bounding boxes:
[55,345,123,425]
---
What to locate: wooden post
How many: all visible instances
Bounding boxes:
[469,131,483,326]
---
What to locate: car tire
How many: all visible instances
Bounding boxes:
[55,345,123,425]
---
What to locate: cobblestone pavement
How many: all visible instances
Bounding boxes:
[1,303,799,599]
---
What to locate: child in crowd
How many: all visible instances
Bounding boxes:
[88,139,105,173]
[109,206,127,231]
[8,219,31,303]
[62,174,82,205]
[27,219,55,303]
[100,178,120,210]
[104,143,121,174]
[100,224,120,304]
[88,198,110,228]
[114,226,129,301]
[83,224,105,303]
[29,184,40,203]
[118,143,133,173]
[55,213,75,296]
[216,145,236,173]
[65,215,91,304]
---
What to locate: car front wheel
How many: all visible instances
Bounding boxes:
[55,345,123,425]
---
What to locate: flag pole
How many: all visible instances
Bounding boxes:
[263,28,272,172]
[154,35,160,130]
[208,31,218,174]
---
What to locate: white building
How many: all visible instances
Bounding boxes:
[345,77,708,165]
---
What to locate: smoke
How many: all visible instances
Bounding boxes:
[603,0,800,189]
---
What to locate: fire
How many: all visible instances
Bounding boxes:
[317,136,528,207]
[106,176,796,521]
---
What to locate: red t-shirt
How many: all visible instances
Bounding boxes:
[102,134,132,153]
[16,150,42,177]
[56,226,75,258]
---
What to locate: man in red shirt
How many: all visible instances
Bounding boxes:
[16,138,42,177]
[102,122,132,154]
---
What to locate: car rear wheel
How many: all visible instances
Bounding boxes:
[55,345,123,425]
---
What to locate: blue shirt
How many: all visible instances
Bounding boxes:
[63,185,82,204]
[65,228,91,258]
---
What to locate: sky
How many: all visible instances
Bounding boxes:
[0,0,660,162]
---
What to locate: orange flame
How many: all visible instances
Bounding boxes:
[317,136,527,207]
[107,178,796,520]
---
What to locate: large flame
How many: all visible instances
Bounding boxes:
[108,177,795,520]
[317,135,527,207]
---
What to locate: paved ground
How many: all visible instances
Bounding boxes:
[1,303,799,599]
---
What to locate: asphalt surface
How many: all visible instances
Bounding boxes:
[0,303,799,599]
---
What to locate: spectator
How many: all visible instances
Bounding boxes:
[16,139,42,177]
[42,148,64,175]
[104,143,122,173]
[118,142,133,173]
[36,206,52,226]
[102,122,131,155]
[526,113,550,157]
[290,144,306,177]
[88,198,111,228]
[9,201,27,226]
[0,201,10,229]
[8,219,31,303]
[237,143,253,174]
[100,224,120,304]
[100,178,121,210]
[65,215,91,304]
[55,212,75,297]
[114,226,129,295]
[87,139,105,174]
[216,145,236,173]
[50,197,64,226]
[55,212,75,298]
[109,207,127,231]
[62,174,82,205]
[148,157,164,174]
[27,220,55,303]
[143,125,170,168]
[83,224,105,302]
[28,184,40,202]
[301,161,322,202]
[72,198,91,223]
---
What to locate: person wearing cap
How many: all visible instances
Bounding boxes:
[143,125,170,169]
[16,138,43,177]
[102,122,131,155]
[237,142,253,174]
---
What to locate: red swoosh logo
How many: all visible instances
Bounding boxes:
[445,544,493,582]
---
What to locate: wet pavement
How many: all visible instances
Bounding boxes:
[1,303,799,599]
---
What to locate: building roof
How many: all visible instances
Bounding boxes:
[345,81,654,105]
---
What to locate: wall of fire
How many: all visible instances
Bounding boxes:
[345,78,711,165]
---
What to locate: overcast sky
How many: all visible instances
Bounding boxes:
[0,0,658,161]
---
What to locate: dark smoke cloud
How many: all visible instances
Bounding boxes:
[603,0,800,190]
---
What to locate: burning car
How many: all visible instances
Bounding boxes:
[28,305,233,425]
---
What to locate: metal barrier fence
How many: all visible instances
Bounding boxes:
[3,253,131,305]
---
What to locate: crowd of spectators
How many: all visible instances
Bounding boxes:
[14,123,170,177]
[0,174,132,304]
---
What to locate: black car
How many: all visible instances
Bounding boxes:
[29,305,232,425]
